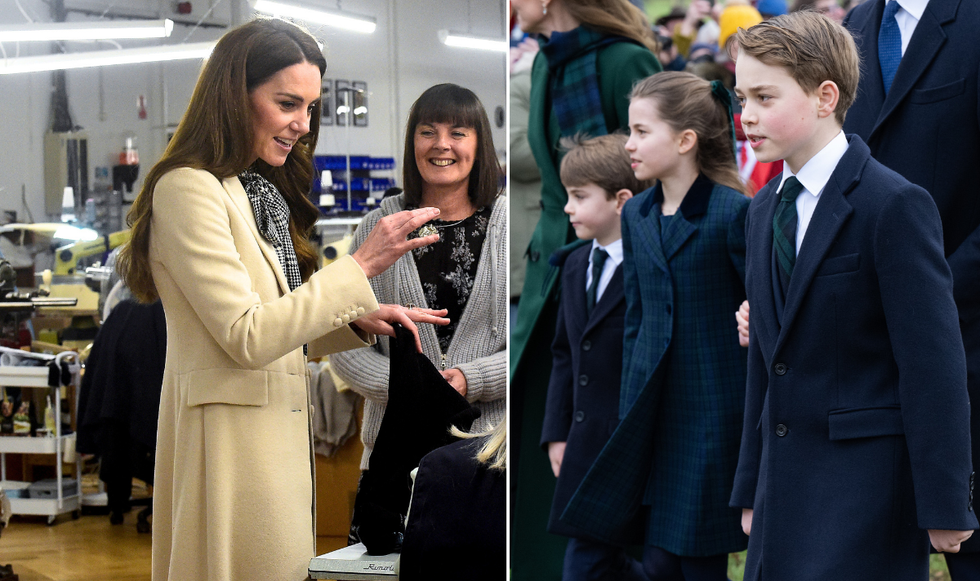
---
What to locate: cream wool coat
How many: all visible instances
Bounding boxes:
[148,167,379,581]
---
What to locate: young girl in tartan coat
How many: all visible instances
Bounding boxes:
[562,71,750,581]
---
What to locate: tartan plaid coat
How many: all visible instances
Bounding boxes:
[561,176,750,556]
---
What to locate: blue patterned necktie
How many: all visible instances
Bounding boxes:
[773,177,805,291]
[586,247,608,315]
[879,0,902,94]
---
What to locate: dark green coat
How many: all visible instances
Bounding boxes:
[511,42,661,373]
[510,38,660,581]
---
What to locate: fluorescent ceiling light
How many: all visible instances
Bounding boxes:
[0,19,174,42]
[0,42,215,75]
[254,1,376,34]
[438,30,507,53]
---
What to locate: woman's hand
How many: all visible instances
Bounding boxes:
[440,368,468,397]
[351,304,449,352]
[352,208,441,279]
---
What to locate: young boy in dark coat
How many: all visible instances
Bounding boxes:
[540,134,651,581]
[730,12,977,581]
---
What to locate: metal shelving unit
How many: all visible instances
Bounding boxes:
[0,356,82,524]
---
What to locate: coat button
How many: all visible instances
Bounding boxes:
[582,340,592,351]
[334,318,344,327]
[342,314,351,324]
[775,424,788,437]
[665,304,672,316]
[356,307,365,315]
[530,251,541,262]
[774,363,787,376]
[575,411,586,423]
[578,375,589,387]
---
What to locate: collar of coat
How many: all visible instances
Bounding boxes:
[638,173,714,220]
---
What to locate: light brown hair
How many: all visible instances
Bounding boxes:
[559,133,652,198]
[119,18,327,303]
[630,72,748,196]
[562,0,659,53]
[402,84,502,208]
[733,10,860,125]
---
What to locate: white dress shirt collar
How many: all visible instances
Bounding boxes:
[778,131,849,199]
[777,131,849,254]
[587,238,623,302]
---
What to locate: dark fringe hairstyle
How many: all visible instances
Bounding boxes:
[401,83,502,208]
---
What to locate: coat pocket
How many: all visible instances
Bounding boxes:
[828,406,903,440]
[909,78,966,104]
[816,253,860,277]
[182,367,269,407]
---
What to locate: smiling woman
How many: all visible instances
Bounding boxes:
[331,83,508,547]
[248,62,323,167]
[115,17,448,581]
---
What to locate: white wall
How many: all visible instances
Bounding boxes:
[0,0,507,222]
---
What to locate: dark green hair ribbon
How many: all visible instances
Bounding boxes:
[710,80,738,161]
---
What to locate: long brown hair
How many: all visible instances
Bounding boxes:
[119,18,327,303]
[402,84,502,208]
[563,0,659,53]
[630,72,748,196]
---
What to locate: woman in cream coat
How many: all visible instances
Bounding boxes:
[119,19,445,581]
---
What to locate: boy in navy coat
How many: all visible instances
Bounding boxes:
[540,134,651,581]
[730,12,977,580]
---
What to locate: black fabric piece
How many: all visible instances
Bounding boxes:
[352,324,481,555]
[77,300,166,515]
[47,362,59,388]
[60,362,71,386]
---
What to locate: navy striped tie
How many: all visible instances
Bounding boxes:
[773,177,805,290]
[586,248,608,315]
[879,1,902,94]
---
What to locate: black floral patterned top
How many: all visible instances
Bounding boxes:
[410,205,491,352]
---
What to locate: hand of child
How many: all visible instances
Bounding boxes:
[741,508,753,536]
[547,441,566,478]
[736,300,750,348]
[928,529,974,553]
[440,368,468,397]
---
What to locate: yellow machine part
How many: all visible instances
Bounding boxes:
[54,230,132,276]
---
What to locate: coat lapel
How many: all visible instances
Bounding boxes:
[665,174,712,261]
[661,214,698,262]
[225,176,290,295]
[584,264,624,336]
[872,0,956,139]
[635,200,670,275]
[749,184,782,357]
[775,139,867,350]
[855,0,887,118]
[564,248,589,340]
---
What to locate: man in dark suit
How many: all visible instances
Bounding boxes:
[841,1,980,572]
[729,13,976,580]
[540,134,647,581]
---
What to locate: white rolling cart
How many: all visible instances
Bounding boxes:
[0,352,82,524]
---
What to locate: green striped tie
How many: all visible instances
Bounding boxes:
[773,176,805,290]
